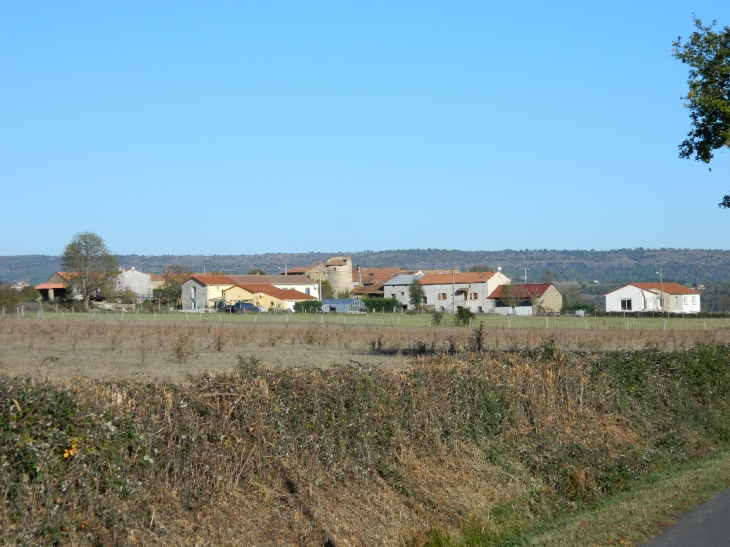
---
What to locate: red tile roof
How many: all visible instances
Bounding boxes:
[419,272,497,285]
[231,284,316,301]
[625,283,700,295]
[489,283,553,299]
[35,283,67,290]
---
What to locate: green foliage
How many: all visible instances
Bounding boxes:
[561,285,596,312]
[293,300,322,313]
[432,310,445,325]
[467,264,491,272]
[60,232,119,308]
[409,279,425,309]
[246,269,266,275]
[672,17,730,207]
[336,289,351,299]
[455,306,475,326]
[0,284,22,308]
[160,264,192,306]
[118,289,135,304]
[320,279,335,300]
[18,285,39,302]
[361,296,401,312]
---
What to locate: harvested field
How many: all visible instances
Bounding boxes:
[1,317,729,381]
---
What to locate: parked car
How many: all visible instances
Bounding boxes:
[218,302,260,314]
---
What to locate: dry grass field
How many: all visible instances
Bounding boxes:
[2,316,729,381]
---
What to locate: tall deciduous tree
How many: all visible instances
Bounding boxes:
[162,265,193,307]
[672,17,730,208]
[60,232,119,309]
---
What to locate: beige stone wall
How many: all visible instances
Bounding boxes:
[535,285,562,313]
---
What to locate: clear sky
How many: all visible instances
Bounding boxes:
[1,1,729,256]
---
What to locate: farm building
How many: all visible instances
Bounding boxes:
[489,283,562,315]
[383,274,424,310]
[321,299,367,313]
[605,283,700,313]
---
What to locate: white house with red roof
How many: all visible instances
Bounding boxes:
[605,283,700,313]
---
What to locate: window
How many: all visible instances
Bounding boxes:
[620,298,632,311]
[674,297,678,305]
[305,288,310,295]
[424,297,428,304]
[400,291,405,296]
[438,293,447,300]
[692,296,696,304]
[191,286,196,300]
[684,296,687,304]
[470,293,478,300]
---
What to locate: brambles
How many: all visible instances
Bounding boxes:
[2,343,730,544]
[470,321,486,352]
[173,334,196,363]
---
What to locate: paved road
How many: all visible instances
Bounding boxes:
[642,488,730,546]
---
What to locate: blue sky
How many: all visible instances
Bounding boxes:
[1,1,729,256]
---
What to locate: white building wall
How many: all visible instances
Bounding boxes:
[116,269,152,298]
[271,281,320,300]
[422,275,510,314]
[606,285,700,313]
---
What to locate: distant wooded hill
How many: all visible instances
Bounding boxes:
[2,249,730,286]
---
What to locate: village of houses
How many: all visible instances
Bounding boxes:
[32,255,703,316]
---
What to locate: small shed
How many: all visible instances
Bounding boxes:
[321,299,367,313]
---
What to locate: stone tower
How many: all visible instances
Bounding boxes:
[325,256,353,296]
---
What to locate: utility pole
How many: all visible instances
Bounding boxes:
[522,268,529,284]
[657,268,664,312]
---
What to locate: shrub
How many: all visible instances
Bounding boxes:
[294,300,322,313]
[455,306,475,326]
[362,297,401,313]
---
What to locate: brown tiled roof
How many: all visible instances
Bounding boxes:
[190,275,236,285]
[327,259,347,266]
[149,274,165,282]
[623,283,700,295]
[232,284,316,301]
[53,272,73,281]
[286,266,315,274]
[351,282,385,296]
[229,275,315,286]
[489,283,553,299]
[35,283,66,290]
[353,268,406,283]
[419,272,496,285]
